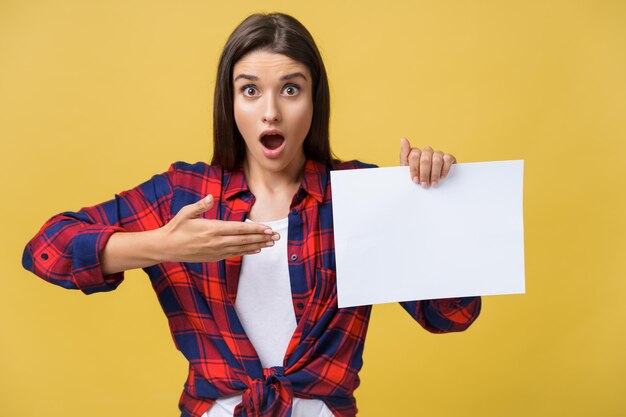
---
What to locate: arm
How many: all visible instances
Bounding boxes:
[100,228,164,275]
[400,296,481,333]
[397,138,481,332]
[21,164,177,294]
[100,195,279,275]
[22,163,280,294]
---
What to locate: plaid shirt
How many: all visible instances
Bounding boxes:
[22,159,481,417]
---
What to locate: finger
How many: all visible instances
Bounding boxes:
[220,233,279,248]
[441,153,456,178]
[223,244,268,259]
[408,148,421,183]
[222,240,277,256]
[213,220,274,235]
[184,194,214,218]
[430,151,444,186]
[419,146,433,187]
[399,137,411,166]
[222,252,243,260]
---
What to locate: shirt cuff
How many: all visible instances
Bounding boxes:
[72,225,126,294]
[423,296,482,330]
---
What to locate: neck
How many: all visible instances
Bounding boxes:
[243,155,306,195]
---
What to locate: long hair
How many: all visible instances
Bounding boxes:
[211,13,332,170]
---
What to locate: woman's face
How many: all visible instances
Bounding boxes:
[233,50,314,177]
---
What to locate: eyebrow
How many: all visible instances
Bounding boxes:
[233,72,308,83]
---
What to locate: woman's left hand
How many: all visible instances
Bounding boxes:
[399,137,457,188]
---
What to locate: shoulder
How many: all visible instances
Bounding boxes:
[167,161,222,183]
[165,161,225,209]
[170,160,216,175]
[331,159,378,171]
[157,162,224,201]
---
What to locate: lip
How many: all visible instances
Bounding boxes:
[259,129,287,159]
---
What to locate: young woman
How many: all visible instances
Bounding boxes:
[22,13,481,417]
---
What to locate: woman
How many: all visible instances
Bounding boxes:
[22,13,481,417]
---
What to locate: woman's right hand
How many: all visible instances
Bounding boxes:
[156,194,279,263]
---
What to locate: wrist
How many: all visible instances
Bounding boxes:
[146,227,170,264]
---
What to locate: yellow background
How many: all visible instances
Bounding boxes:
[1,0,625,416]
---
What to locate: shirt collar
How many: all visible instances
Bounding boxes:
[223,167,249,200]
[223,159,328,203]
[299,159,327,203]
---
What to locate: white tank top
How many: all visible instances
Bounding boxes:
[203,218,334,417]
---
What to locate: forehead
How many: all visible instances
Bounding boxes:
[233,50,310,80]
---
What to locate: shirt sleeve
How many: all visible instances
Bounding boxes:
[21,163,177,295]
[399,296,482,333]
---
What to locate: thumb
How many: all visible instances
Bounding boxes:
[188,194,214,218]
[399,137,411,166]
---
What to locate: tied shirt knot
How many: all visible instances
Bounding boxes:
[236,366,294,417]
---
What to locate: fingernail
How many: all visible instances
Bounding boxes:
[431,181,438,187]
[271,233,280,241]
[266,241,275,247]
[264,229,274,235]
[421,181,428,188]
[413,176,420,184]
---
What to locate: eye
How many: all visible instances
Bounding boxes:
[282,84,300,96]
[241,85,258,97]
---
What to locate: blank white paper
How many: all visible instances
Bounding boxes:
[330,160,525,308]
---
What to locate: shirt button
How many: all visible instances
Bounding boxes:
[296,302,304,310]
[290,253,298,261]
[291,208,299,215]
[41,253,48,260]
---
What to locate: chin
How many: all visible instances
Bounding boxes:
[249,147,305,173]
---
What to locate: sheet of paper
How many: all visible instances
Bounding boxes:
[330,160,525,308]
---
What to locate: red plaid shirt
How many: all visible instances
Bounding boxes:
[22,159,481,417]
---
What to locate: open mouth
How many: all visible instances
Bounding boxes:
[260,134,285,150]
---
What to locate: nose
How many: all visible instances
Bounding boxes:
[262,93,281,123]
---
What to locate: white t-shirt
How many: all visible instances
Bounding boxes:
[203,218,333,417]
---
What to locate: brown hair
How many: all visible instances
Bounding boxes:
[211,13,332,170]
